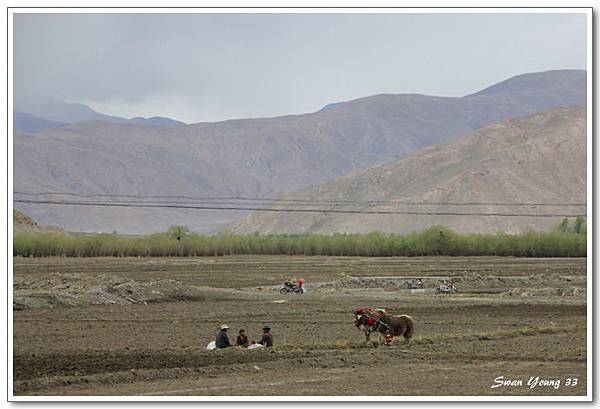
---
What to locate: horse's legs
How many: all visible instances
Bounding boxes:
[403,327,411,345]
[365,328,371,343]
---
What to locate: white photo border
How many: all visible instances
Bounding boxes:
[2,3,594,403]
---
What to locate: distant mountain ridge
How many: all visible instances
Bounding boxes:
[13,97,186,132]
[13,111,68,133]
[129,116,185,126]
[14,69,587,234]
[233,105,587,235]
[469,69,586,96]
[15,97,129,124]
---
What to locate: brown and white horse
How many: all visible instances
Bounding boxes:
[353,308,415,345]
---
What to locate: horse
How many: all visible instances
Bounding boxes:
[353,309,415,345]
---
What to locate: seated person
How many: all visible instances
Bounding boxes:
[236,329,249,347]
[215,324,231,349]
[259,326,273,347]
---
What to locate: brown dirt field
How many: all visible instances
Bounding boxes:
[12,256,588,397]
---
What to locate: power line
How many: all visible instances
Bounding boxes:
[13,199,587,218]
[13,191,587,208]
[13,196,406,209]
[11,197,590,211]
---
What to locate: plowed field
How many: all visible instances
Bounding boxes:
[12,256,588,397]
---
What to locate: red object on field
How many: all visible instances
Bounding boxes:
[385,333,393,347]
[298,278,305,285]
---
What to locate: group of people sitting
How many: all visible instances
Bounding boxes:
[215,324,273,349]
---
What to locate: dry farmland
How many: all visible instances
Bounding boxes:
[12,256,587,396]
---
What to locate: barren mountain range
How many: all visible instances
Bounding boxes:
[234,106,587,235]
[14,69,586,234]
[13,111,68,133]
[14,97,185,132]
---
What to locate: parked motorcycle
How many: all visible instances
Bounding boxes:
[279,281,305,294]
[435,282,458,294]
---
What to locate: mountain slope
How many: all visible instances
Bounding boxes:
[14,70,586,234]
[233,106,587,235]
[470,69,587,97]
[14,98,186,131]
[13,209,63,233]
[13,111,68,133]
[129,116,185,126]
[15,98,129,124]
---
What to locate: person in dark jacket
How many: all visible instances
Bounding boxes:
[259,326,273,347]
[215,324,231,349]
[236,329,249,347]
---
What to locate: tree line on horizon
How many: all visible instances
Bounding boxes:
[13,221,586,258]
[555,217,587,235]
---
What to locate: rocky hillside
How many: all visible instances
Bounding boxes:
[233,106,587,235]
[14,70,586,233]
[13,209,62,233]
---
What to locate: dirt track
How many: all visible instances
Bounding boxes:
[13,256,587,397]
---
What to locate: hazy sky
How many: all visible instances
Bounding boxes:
[13,12,587,123]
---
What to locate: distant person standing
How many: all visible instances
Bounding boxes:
[260,326,273,347]
[215,324,231,349]
[236,329,249,347]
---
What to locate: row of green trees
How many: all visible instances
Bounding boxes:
[13,225,586,258]
[555,217,587,235]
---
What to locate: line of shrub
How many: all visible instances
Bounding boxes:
[13,226,586,258]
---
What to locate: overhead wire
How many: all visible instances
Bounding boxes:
[13,198,587,218]
[13,190,587,208]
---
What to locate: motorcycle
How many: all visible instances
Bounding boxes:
[435,282,458,294]
[279,281,305,294]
